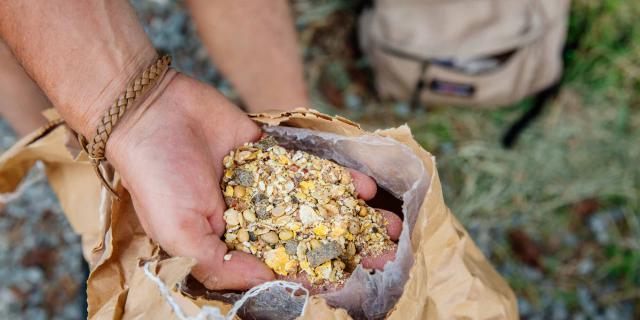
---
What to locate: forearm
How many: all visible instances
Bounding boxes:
[187,0,308,112]
[0,1,156,138]
[0,39,49,136]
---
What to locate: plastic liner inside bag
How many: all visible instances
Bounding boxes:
[189,126,430,320]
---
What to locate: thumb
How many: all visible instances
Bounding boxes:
[186,233,275,290]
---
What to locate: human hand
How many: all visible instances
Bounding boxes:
[106,74,402,291]
[106,74,273,290]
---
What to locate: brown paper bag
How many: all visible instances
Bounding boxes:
[0,109,517,319]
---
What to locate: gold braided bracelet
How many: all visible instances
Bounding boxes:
[79,55,172,199]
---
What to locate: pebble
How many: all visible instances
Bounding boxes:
[284,240,299,255]
[306,241,342,267]
[235,169,254,187]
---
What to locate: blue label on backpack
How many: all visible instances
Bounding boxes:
[429,80,475,98]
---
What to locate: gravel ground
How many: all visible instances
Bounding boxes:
[0,121,84,320]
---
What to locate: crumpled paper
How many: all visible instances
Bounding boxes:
[0,108,518,319]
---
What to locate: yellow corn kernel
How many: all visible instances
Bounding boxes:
[310,239,321,249]
[344,233,355,241]
[234,185,246,198]
[224,185,234,197]
[314,261,333,280]
[284,260,299,273]
[300,260,313,275]
[331,226,346,238]
[313,225,329,237]
[300,181,315,192]
[278,155,290,165]
[286,222,302,231]
[223,155,234,168]
[264,246,290,276]
[224,169,233,179]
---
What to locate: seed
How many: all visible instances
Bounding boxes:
[274,215,291,226]
[286,222,302,231]
[225,232,237,241]
[271,206,285,217]
[234,150,252,163]
[284,181,295,192]
[256,203,270,219]
[340,171,352,184]
[317,206,328,217]
[237,229,249,242]
[243,209,257,222]
[223,155,233,168]
[261,231,279,244]
[299,205,323,225]
[333,260,346,270]
[310,239,321,250]
[313,225,329,237]
[346,242,356,256]
[234,185,246,198]
[358,207,369,217]
[323,202,339,216]
[237,210,245,227]
[223,185,234,197]
[279,230,294,241]
[348,221,360,234]
[254,227,271,235]
[223,209,240,226]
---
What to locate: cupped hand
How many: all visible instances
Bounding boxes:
[106,74,402,291]
[278,169,403,294]
[107,74,273,290]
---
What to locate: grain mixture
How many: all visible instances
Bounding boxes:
[221,136,394,285]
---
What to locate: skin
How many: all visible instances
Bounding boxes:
[187,0,309,112]
[0,1,401,292]
[0,40,49,136]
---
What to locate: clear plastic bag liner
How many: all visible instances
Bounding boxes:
[205,126,429,320]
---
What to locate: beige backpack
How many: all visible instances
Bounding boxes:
[360,0,571,108]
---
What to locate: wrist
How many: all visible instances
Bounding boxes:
[105,73,262,172]
[65,46,158,139]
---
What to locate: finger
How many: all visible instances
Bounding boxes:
[379,209,403,242]
[348,169,377,200]
[189,236,275,290]
[207,186,227,236]
[360,246,397,270]
[159,210,275,290]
